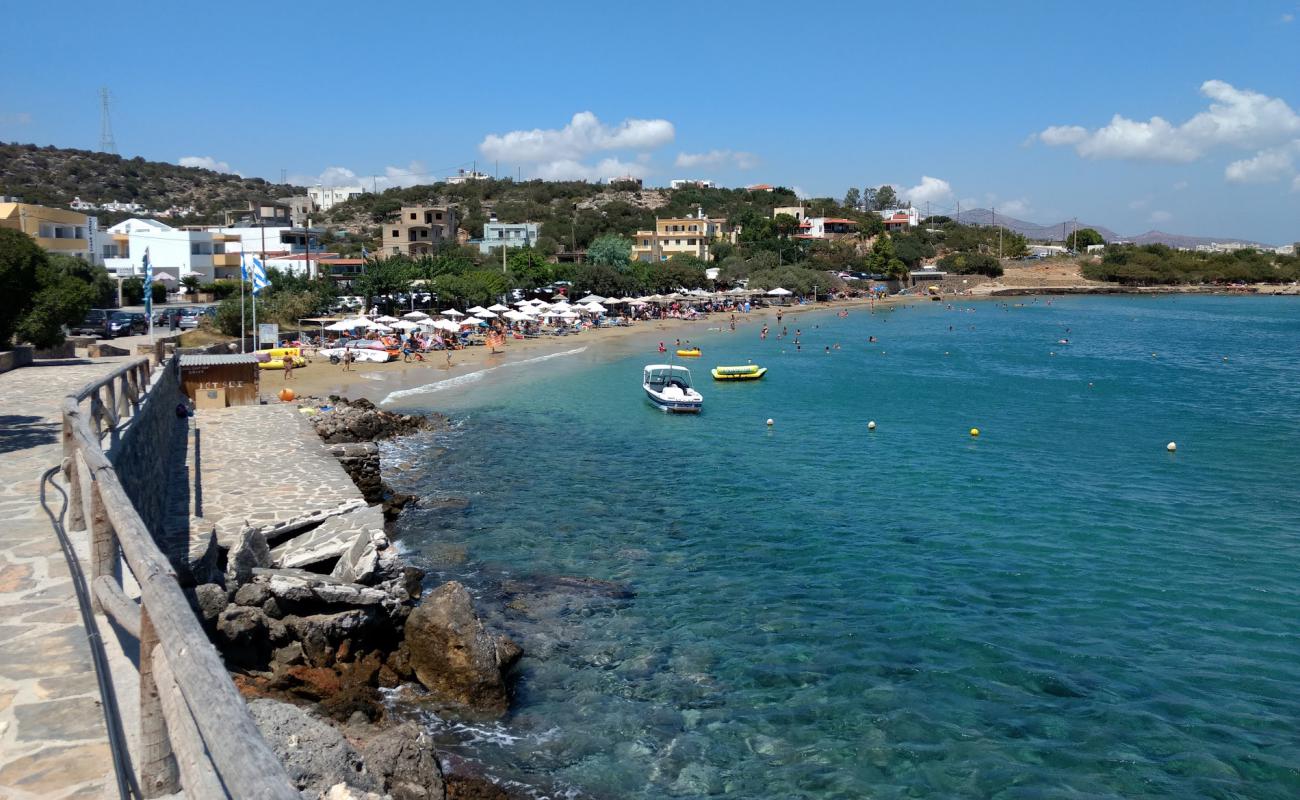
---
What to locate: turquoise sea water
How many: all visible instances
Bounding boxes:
[385,296,1300,799]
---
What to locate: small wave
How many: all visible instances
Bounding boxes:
[381,347,587,405]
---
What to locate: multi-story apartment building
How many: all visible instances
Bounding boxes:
[0,201,101,264]
[307,185,367,212]
[101,218,245,282]
[382,205,458,257]
[476,219,540,254]
[631,211,729,262]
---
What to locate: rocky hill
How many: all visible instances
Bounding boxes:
[0,142,302,222]
[954,208,1270,249]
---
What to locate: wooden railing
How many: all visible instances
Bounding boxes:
[62,354,298,799]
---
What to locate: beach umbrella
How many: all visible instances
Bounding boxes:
[513,299,532,307]
[503,310,530,321]
[391,319,420,330]
[576,294,606,304]
[441,308,464,317]
[558,311,579,319]
[464,318,488,327]
[584,302,607,314]
[325,320,357,331]
[550,294,568,302]
[767,288,793,296]
[466,306,488,314]
[475,310,499,319]
[488,303,510,312]
[432,319,460,332]
[402,311,430,319]
[375,314,400,323]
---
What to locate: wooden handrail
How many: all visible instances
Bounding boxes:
[63,356,299,799]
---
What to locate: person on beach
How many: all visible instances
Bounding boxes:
[342,347,354,371]
[402,334,415,363]
[777,310,783,324]
[445,348,453,369]
[282,354,295,380]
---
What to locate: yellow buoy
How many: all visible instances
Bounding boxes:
[970,428,980,437]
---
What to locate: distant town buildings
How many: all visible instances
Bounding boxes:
[879,207,921,230]
[631,209,729,262]
[670,179,715,190]
[307,185,367,212]
[382,205,458,257]
[474,219,540,254]
[69,196,196,218]
[747,183,775,192]
[772,205,806,222]
[1,201,101,264]
[610,175,644,188]
[446,169,490,185]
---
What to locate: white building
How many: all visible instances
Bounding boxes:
[446,169,490,185]
[670,179,715,189]
[880,207,921,230]
[307,185,367,212]
[476,220,540,254]
[101,218,240,282]
[772,205,806,221]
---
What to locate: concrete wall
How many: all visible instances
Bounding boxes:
[0,347,33,374]
[109,358,184,537]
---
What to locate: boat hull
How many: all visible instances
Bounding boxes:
[644,387,702,413]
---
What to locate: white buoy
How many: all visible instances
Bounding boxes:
[766,418,774,427]
[1166,441,1177,452]
[868,420,876,430]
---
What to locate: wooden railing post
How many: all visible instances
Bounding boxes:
[138,608,180,797]
[62,415,86,532]
[88,481,117,612]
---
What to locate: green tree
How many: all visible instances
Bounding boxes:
[0,229,98,348]
[772,213,800,238]
[874,185,897,211]
[1069,228,1105,250]
[47,253,115,308]
[507,248,552,290]
[862,186,877,211]
[866,234,896,274]
[181,274,202,294]
[354,257,414,308]
[843,188,861,210]
[587,234,633,270]
[938,252,1003,278]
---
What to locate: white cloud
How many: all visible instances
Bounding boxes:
[1149,210,1173,224]
[479,111,674,164]
[0,111,32,126]
[288,161,429,190]
[1224,143,1298,183]
[1283,12,1294,23]
[1292,174,1300,192]
[179,155,235,174]
[673,149,758,170]
[533,158,650,182]
[1036,80,1300,162]
[1128,195,1152,210]
[900,175,953,206]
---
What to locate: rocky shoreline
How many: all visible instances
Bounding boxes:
[188,397,529,799]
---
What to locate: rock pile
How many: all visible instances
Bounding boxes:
[310,397,445,444]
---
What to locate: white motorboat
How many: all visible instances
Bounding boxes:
[643,364,703,413]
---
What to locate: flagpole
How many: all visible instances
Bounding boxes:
[239,254,247,354]
[252,281,258,351]
[144,247,155,349]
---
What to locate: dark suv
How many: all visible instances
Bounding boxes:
[70,309,115,338]
[109,311,147,335]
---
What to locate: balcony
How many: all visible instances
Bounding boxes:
[212,253,241,267]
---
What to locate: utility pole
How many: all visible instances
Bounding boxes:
[1072,217,1078,252]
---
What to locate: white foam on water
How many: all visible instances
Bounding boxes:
[381,347,587,405]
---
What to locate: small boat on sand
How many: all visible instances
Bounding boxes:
[676,348,701,358]
[711,364,767,381]
[643,364,703,413]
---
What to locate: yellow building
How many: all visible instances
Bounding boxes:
[0,201,99,262]
[631,212,729,263]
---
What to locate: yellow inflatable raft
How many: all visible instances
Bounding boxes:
[676,348,701,358]
[258,355,308,370]
[711,364,767,381]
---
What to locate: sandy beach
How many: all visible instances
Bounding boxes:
[258,296,912,405]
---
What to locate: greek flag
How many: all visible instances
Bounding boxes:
[251,256,271,296]
[361,245,370,260]
[142,248,153,318]
[240,252,250,282]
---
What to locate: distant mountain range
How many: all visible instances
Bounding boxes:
[952,208,1273,249]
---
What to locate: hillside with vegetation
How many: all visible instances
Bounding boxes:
[0,142,301,224]
[1084,244,1300,285]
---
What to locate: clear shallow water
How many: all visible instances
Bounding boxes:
[386,296,1300,799]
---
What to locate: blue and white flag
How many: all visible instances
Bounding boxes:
[142,247,153,318]
[251,256,271,295]
[240,252,250,282]
[361,245,370,260]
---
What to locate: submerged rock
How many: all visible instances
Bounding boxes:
[404,582,521,714]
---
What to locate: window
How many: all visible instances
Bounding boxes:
[689,225,698,232]
[688,239,697,245]
[392,247,399,254]
[39,224,54,238]
[435,213,442,220]
[391,229,399,237]
[409,213,417,220]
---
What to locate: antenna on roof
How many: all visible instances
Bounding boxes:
[99,87,117,154]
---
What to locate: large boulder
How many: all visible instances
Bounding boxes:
[359,722,446,800]
[226,525,271,586]
[247,699,380,795]
[214,605,285,667]
[310,397,440,444]
[403,582,521,714]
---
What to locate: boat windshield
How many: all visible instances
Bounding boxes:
[645,367,692,390]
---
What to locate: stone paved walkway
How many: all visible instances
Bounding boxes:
[172,404,368,552]
[0,358,129,800]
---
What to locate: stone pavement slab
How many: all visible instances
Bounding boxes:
[0,357,131,800]
[268,503,385,570]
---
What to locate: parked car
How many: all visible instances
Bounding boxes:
[109,311,147,335]
[177,307,205,329]
[70,309,115,338]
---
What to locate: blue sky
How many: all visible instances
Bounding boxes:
[3,0,1299,243]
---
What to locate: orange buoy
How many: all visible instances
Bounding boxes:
[278,388,296,402]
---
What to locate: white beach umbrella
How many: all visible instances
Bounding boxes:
[375,315,401,323]
[503,310,530,321]
[576,294,606,304]
[466,306,489,314]
[441,308,464,317]
[475,310,499,319]
[391,319,420,330]
[767,287,793,296]
[402,311,430,319]
[488,303,510,312]
[513,299,532,307]
[584,302,607,314]
[558,311,579,319]
[550,294,568,302]
[325,320,357,331]
[432,319,460,332]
